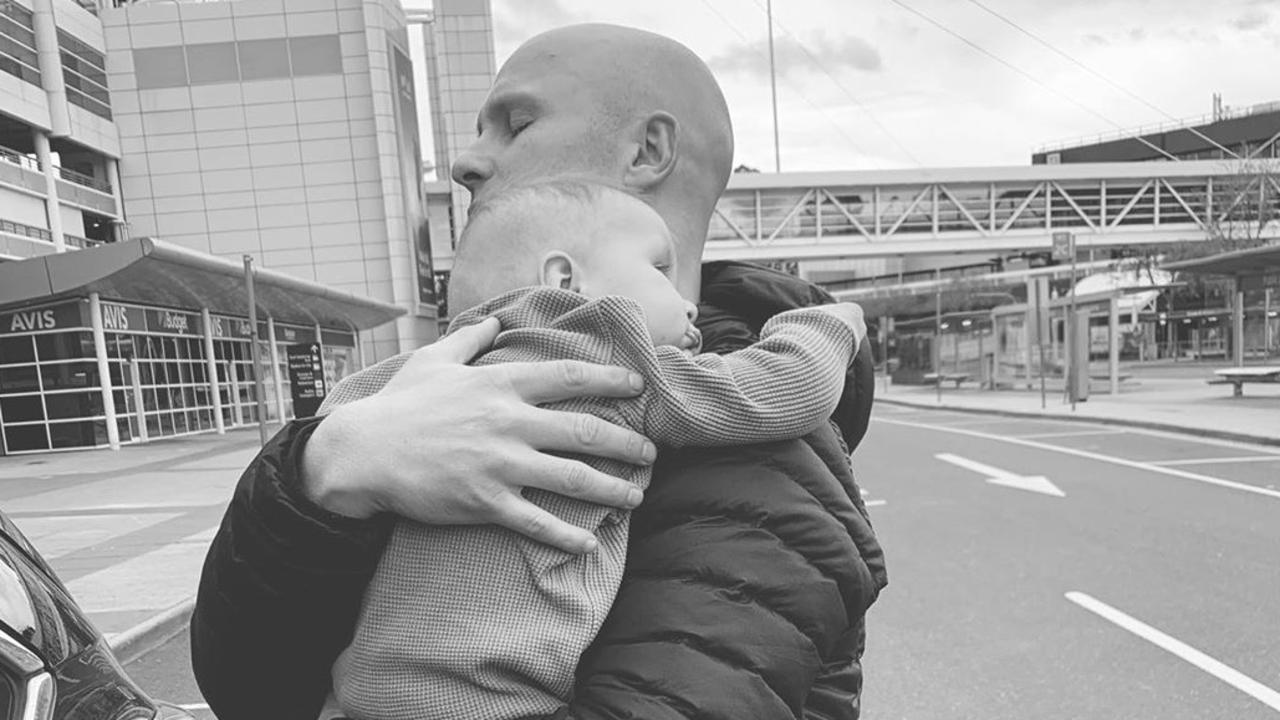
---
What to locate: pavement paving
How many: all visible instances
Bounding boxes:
[878,360,1279,446]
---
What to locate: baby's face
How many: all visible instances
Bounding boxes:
[576,195,701,353]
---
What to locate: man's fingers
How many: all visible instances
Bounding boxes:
[520,406,656,466]
[429,317,501,364]
[519,454,644,510]
[492,494,598,554]
[503,360,645,404]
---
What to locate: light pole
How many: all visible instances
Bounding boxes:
[766,0,781,173]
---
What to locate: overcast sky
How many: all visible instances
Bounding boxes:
[411,0,1280,173]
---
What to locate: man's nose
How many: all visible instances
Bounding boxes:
[451,145,495,193]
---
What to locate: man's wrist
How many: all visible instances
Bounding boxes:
[299,411,382,521]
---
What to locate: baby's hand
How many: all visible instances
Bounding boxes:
[814,302,867,346]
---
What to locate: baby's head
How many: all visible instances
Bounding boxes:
[450,179,702,353]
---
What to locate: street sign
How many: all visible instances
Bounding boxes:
[286,343,327,418]
[1052,231,1074,261]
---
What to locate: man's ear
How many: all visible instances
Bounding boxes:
[626,111,678,189]
[540,251,580,292]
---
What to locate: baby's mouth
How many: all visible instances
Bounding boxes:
[680,327,703,355]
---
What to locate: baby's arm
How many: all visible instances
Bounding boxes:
[642,303,864,447]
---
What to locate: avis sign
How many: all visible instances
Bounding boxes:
[285,343,327,418]
[1,301,86,336]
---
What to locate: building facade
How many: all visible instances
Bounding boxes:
[0,0,499,453]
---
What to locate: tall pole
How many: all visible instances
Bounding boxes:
[1068,234,1078,412]
[767,0,781,173]
[935,268,942,404]
[1035,278,1046,408]
[244,255,269,446]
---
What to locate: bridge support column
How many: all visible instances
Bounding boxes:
[1233,280,1245,367]
[1109,297,1120,395]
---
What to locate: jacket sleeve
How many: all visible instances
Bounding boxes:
[191,418,391,720]
[644,309,857,448]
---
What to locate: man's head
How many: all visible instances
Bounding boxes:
[451,179,701,353]
[451,24,734,300]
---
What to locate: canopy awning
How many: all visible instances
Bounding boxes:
[1162,243,1280,276]
[0,238,405,330]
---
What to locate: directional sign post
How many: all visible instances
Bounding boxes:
[935,453,1065,497]
[286,343,327,418]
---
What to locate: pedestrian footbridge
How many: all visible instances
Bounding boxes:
[703,160,1279,262]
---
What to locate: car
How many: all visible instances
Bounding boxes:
[0,508,194,720]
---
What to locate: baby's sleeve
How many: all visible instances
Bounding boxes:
[642,307,859,448]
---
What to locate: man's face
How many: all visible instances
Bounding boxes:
[451,47,622,207]
[577,194,700,353]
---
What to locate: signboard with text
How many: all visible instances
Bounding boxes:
[285,342,327,418]
[1,301,86,335]
[388,36,437,316]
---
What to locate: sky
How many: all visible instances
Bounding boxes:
[408,0,1280,173]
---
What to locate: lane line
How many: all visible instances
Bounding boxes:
[865,499,887,507]
[178,703,210,711]
[1016,430,1123,439]
[1151,456,1280,467]
[876,417,1280,500]
[1065,591,1280,713]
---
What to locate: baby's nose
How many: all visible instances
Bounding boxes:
[684,302,699,323]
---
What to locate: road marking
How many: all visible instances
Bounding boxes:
[877,417,1280,501]
[1065,591,1280,713]
[1016,430,1121,439]
[1151,456,1280,466]
[865,499,887,507]
[178,703,210,711]
[935,453,1066,497]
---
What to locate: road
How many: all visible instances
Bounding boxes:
[858,404,1280,720]
[125,404,1280,719]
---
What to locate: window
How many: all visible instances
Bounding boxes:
[133,46,189,89]
[186,42,238,84]
[288,35,342,76]
[57,30,111,119]
[237,39,289,81]
[0,4,39,85]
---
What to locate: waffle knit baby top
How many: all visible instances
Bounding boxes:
[330,286,859,720]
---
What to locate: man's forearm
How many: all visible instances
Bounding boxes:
[191,418,390,720]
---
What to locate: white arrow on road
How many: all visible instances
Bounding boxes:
[935,453,1065,497]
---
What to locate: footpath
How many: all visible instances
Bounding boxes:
[0,424,272,664]
[877,361,1279,446]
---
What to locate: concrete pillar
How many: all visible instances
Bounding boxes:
[88,293,120,450]
[1234,284,1246,367]
[1023,278,1035,389]
[128,360,148,443]
[105,158,126,239]
[1266,288,1273,358]
[201,309,225,434]
[1109,297,1121,395]
[267,318,287,423]
[31,0,69,136]
[32,131,65,252]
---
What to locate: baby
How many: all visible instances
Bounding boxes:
[331,179,865,720]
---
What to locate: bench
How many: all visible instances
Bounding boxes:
[1207,366,1280,397]
[923,372,971,388]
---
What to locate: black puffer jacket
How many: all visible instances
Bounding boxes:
[191,261,885,720]
[571,261,887,720]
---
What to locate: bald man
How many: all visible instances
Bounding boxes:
[192,24,885,720]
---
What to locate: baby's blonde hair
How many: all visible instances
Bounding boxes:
[449,179,636,314]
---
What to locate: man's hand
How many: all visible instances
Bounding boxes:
[814,302,867,347]
[301,317,654,554]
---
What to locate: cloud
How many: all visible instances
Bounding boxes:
[491,0,580,49]
[1232,7,1270,31]
[707,32,882,79]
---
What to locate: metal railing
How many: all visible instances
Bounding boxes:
[0,145,41,172]
[1035,101,1280,154]
[63,233,105,248]
[55,165,112,193]
[0,218,53,242]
